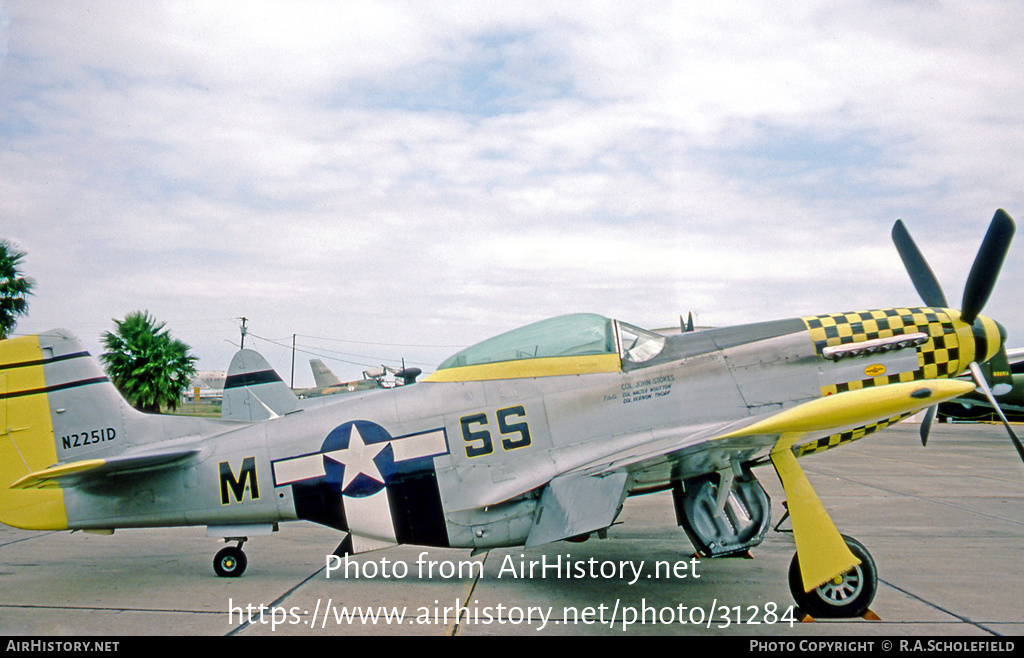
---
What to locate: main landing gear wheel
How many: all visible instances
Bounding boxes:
[214,544,248,578]
[788,535,877,618]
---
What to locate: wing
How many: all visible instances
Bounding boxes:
[525,378,975,588]
[569,378,977,479]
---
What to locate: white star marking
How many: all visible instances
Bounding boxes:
[323,425,386,491]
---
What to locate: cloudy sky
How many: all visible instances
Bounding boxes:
[2,1,1023,387]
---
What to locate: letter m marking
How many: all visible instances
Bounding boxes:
[219,457,260,505]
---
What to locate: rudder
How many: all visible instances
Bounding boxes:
[1,332,67,529]
[0,329,145,530]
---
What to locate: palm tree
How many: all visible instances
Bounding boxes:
[100,311,198,413]
[0,240,35,339]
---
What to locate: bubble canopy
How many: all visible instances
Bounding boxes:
[435,313,666,373]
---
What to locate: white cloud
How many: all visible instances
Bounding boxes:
[2,1,1023,386]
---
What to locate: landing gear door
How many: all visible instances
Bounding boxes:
[673,467,771,557]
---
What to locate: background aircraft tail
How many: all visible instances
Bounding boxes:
[0,329,153,529]
[222,349,298,421]
[309,359,343,387]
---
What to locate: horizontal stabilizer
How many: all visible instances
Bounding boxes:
[10,448,199,490]
[526,471,629,547]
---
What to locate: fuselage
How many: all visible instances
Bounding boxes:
[10,307,1002,551]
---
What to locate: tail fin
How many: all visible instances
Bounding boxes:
[222,349,298,421]
[1,329,145,530]
[309,359,343,387]
[986,346,1014,395]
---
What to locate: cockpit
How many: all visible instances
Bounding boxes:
[426,313,666,382]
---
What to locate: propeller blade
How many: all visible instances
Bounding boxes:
[892,219,948,308]
[920,405,937,447]
[961,209,1015,325]
[969,361,1024,467]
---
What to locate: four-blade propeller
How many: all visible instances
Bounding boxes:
[892,209,1023,467]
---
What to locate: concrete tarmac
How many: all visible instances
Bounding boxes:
[1,422,1021,637]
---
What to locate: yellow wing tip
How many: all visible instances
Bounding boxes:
[718,379,976,442]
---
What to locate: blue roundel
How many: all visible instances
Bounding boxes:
[320,420,396,497]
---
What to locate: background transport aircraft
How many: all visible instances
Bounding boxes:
[296,359,383,400]
[938,347,1024,423]
[219,351,419,421]
[0,210,1020,620]
[301,359,420,399]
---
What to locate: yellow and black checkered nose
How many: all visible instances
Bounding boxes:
[803,307,1008,397]
[803,308,968,393]
[796,306,1007,458]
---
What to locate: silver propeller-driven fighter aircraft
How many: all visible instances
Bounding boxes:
[2,210,1022,619]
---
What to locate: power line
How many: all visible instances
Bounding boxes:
[247,332,438,370]
[293,333,464,349]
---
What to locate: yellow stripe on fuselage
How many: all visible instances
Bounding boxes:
[423,353,622,383]
[0,335,68,531]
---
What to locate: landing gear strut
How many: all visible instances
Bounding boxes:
[788,535,877,618]
[214,541,248,578]
[207,524,275,577]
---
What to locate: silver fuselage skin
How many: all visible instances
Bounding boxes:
[39,306,999,551]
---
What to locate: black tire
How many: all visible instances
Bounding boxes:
[788,535,877,618]
[214,546,247,578]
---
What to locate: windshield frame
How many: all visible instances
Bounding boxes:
[613,320,667,365]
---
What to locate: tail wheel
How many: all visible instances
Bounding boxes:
[788,535,877,618]
[214,545,248,578]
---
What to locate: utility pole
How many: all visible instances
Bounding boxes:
[239,317,248,349]
[290,334,296,389]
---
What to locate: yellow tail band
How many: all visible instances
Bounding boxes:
[0,335,68,530]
